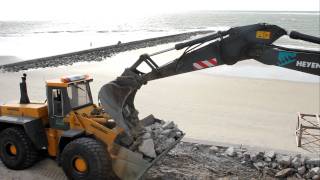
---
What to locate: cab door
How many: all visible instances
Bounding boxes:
[47,87,71,130]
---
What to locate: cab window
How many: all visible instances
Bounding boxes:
[67,82,92,109]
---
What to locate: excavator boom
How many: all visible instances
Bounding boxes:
[99,23,320,139]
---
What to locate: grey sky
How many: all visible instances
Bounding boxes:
[0,0,319,20]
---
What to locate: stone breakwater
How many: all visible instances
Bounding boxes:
[0,31,212,72]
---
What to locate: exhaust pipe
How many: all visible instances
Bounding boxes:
[20,73,30,104]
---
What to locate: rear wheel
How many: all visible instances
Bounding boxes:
[0,127,39,169]
[61,137,115,180]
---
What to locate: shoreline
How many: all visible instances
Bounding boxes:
[0,31,212,72]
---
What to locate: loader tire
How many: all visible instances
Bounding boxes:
[61,137,115,180]
[0,127,39,170]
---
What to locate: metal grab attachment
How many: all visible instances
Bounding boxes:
[295,113,320,149]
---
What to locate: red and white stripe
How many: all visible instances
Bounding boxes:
[193,58,218,70]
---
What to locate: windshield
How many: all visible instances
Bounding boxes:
[67,82,92,109]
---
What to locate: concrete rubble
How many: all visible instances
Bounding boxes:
[136,115,184,159]
[146,142,320,179]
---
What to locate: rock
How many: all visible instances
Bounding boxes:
[265,151,276,159]
[155,138,175,154]
[263,167,277,176]
[312,175,320,180]
[264,157,272,162]
[161,129,173,136]
[141,115,155,126]
[138,138,156,158]
[275,168,295,178]
[306,158,320,166]
[297,166,306,175]
[144,126,152,132]
[162,121,175,129]
[225,147,236,157]
[271,162,278,169]
[276,155,292,168]
[253,162,266,170]
[141,132,151,139]
[176,131,183,138]
[250,152,264,162]
[292,157,303,168]
[236,151,244,158]
[243,152,251,161]
[295,173,302,179]
[209,146,219,154]
[306,167,320,179]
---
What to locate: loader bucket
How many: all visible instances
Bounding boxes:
[99,81,135,136]
[111,134,184,180]
[98,72,143,137]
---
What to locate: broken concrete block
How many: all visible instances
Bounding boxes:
[141,114,156,126]
[253,162,265,170]
[276,155,292,168]
[175,131,182,138]
[144,126,152,132]
[275,168,295,178]
[265,151,276,159]
[225,147,236,157]
[263,167,277,176]
[264,157,272,162]
[292,156,303,168]
[209,146,219,154]
[161,129,173,136]
[271,162,278,169]
[141,132,151,139]
[162,121,175,129]
[306,167,320,178]
[297,166,306,175]
[138,138,156,158]
[243,152,251,161]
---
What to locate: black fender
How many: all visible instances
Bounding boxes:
[58,129,85,153]
[0,115,48,150]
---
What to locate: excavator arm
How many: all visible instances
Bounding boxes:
[99,23,320,138]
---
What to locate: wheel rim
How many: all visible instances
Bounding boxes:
[5,142,17,156]
[73,156,88,173]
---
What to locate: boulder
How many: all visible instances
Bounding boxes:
[297,166,306,175]
[138,138,156,158]
[306,167,320,179]
[141,132,151,139]
[225,147,236,157]
[265,151,276,159]
[276,155,292,168]
[275,168,295,178]
[292,157,303,168]
[209,146,219,154]
[162,121,175,129]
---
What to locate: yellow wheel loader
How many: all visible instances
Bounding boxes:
[0,74,183,180]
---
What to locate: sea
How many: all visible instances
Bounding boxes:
[0,11,319,82]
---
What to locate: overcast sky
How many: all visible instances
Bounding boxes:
[1,0,319,21]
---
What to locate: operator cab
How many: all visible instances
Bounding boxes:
[46,75,93,130]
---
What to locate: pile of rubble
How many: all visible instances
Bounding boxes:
[220,146,320,179]
[146,142,320,179]
[136,115,184,159]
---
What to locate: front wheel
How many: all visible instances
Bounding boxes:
[61,137,115,180]
[0,127,39,169]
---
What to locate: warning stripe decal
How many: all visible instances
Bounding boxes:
[193,58,218,70]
